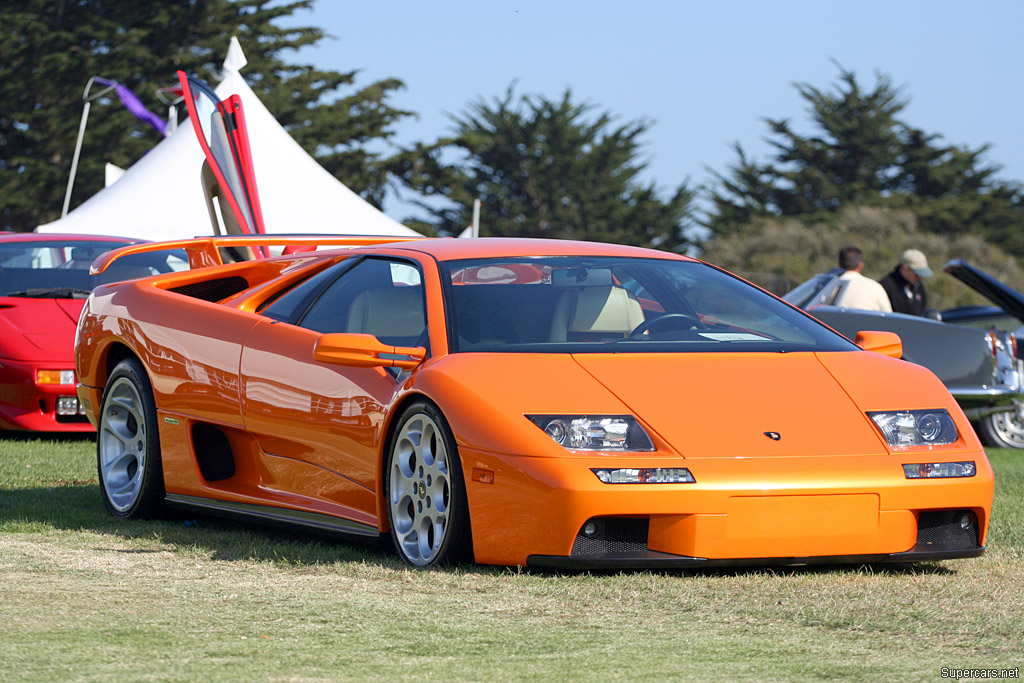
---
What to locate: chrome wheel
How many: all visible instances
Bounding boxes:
[978,412,1024,449]
[97,358,164,518]
[389,412,452,566]
[99,376,149,512]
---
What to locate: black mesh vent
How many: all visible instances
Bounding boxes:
[169,276,249,302]
[915,510,979,550]
[571,518,649,556]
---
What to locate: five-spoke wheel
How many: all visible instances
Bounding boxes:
[98,358,165,518]
[386,401,470,566]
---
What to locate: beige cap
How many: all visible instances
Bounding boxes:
[901,249,933,278]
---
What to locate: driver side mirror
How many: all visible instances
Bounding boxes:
[313,333,426,370]
[854,330,903,359]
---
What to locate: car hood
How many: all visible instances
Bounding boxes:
[0,298,84,360]
[944,260,1024,322]
[425,350,953,459]
[572,351,889,458]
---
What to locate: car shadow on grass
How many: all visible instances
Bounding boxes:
[0,483,404,568]
[0,483,964,578]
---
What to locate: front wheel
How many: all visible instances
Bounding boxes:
[385,400,472,566]
[976,412,1024,449]
[97,358,165,517]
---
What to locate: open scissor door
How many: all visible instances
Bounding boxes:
[178,71,266,245]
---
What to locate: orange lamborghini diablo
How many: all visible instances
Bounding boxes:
[75,235,994,568]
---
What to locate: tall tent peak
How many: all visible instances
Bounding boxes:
[223,36,247,76]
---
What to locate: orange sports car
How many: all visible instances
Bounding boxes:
[75,235,993,568]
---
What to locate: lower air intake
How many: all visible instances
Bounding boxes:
[915,510,979,551]
[571,518,649,556]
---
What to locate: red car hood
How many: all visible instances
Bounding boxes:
[0,298,84,360]
[571,351,889,459]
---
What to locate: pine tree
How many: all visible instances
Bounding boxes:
[706,64,1024,256]
[391,86,696,251]
[0,0,411,231]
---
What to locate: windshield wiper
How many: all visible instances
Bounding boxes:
[5,287,93,299]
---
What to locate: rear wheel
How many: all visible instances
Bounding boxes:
[385,401,471,566]
[97,358,165,517]
[976,412,1024,449]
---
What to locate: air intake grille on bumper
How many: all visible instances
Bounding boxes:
[571,518,650,555]
[915,510,979,551]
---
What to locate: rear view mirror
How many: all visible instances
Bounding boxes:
[854,330,903,359]
[313,333,425,370]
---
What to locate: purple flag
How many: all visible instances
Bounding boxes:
[94,77,167,137]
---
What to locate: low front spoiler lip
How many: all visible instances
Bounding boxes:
[527,546,985,570]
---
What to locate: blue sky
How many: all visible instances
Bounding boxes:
[289,0,1023,222]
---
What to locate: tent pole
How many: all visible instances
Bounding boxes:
[62,100,91,218]
[471,198,481,238]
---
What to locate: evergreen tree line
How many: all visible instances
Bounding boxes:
[3,0,1022,302]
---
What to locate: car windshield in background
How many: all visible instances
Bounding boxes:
[442,256,857,354]
[0,241,187,298]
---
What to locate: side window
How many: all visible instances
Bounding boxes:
[298,259,427,348]
[262,260,354,322]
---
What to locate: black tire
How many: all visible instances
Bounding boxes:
[975,413,1024,450]
[384,400,472,566]
[96,358,166,518]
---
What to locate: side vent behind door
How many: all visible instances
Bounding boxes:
[191,423,236,482]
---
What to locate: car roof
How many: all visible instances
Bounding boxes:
[376,237,697,263]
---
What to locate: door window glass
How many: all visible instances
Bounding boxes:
[299,258,427,348]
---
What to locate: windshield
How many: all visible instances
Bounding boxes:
[442,256,857,354]
[782,269,845,309]
[0,241,187,298]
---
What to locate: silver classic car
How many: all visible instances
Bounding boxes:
[785,260,1024,449]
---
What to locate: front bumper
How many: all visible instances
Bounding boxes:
[461,448,994,567]
[528,508,986,568]
[0,358,92,432]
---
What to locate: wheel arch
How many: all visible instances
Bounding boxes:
[97,341,142,392]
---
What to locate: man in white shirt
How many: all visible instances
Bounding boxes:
[836,246,892,312]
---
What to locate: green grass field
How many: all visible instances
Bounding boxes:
[1,434,1021,681]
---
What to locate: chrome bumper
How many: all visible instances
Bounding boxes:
[950,387,1024,420]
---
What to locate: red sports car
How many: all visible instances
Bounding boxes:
[0,233,183,431]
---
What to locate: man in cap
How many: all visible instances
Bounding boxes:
[880,249,933,315]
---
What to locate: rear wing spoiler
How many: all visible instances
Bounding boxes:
[90,234,428,275]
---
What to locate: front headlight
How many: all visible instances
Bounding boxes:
[527,415,655,451]
[868,409,959,448]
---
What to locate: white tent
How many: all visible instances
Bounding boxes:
[37,38,417,239]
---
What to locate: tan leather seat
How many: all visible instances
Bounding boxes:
[346,287,425,345]
[549,286,645,342]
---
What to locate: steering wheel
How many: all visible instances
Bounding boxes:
[629,313,702,338]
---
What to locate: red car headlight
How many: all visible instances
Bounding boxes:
[36,369,75,385]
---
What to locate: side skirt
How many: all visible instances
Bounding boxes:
[165,493,380,540]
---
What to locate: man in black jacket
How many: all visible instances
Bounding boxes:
[880,249,932,315]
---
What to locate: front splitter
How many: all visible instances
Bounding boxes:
[526,545,984,570]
